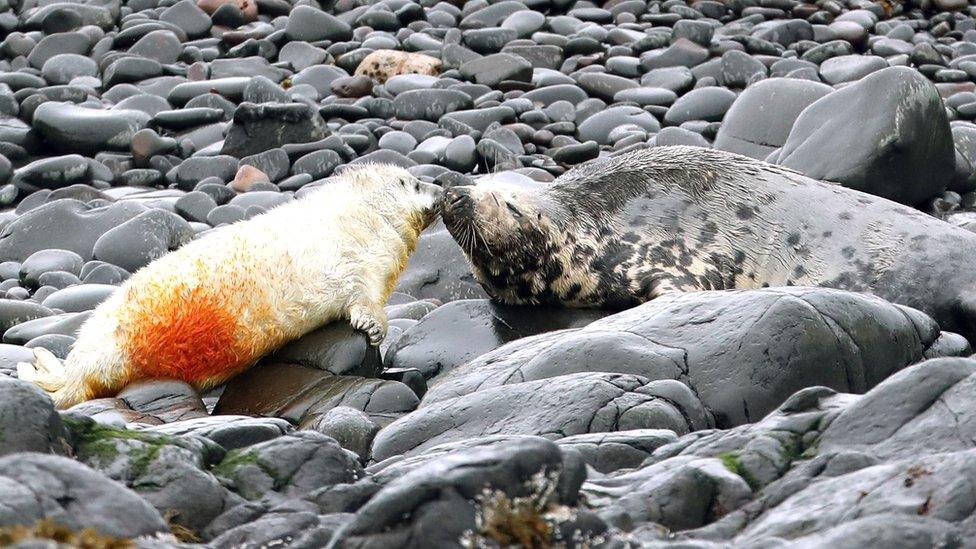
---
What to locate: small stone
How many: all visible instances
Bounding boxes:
[285,5,352,42]
[230,165,271,193]
[291,150,342,179]
[355,50,441,84]
[378,131,418,155]
[19,249,84,290]
[92,210,195,272]
[32,103,151,155]
[197,0,256,22]
[160,0,211,38]
[174,191,218,223]
[304,406,379,460]
[40,53,97,85]
[393,89,473,122]
[460,53,533,87]
[552,141,600,164]
[330,75,373,98]
[819,55,888,85]
[664,87,737,125]
[41,284,115,313]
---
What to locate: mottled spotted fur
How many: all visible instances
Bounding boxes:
[442,146,976,344]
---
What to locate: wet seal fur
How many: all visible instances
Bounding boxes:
[19,165,442,409]
[442,145,976,342]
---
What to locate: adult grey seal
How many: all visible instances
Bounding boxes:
[441,145,976,342]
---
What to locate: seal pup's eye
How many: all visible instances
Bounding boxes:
[506,203,523,218]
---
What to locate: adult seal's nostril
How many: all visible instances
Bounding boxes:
[442,188,469,211]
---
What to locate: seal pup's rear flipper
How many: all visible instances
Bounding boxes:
[17,347,68,393]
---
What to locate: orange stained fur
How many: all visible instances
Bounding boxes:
[117,279,252,389]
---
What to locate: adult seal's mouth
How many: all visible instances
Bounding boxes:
[441,186,474,222]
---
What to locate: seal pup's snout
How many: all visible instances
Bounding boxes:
[418,180,443,204]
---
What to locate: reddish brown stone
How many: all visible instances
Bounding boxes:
[230,164,270,192]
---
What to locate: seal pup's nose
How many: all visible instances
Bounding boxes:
[418,181,443,200]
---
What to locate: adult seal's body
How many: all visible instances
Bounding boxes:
[442,145,976,342]
[19,165,442,408]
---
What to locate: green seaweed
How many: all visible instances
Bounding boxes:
[73,423,178,478]
[718,452,761,492]
[212,449,285,486]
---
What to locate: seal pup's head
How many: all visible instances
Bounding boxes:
[441,183,575,304]
[335,163,443,241]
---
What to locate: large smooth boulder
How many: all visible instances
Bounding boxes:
[425,288,958,427]
[0,378,67,456]
[71,419,238,533]
[714,78,833,160]
[32,103,151,155]
[818,357,976,461]
[146,415,294,450]
[221,103,329,158]
[736,449,976,543]
[212,431,362,501]
[777,67,954,205]
[0,200,147,262]
[582,358,976,543]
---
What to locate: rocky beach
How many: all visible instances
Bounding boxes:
[1,0,976,546]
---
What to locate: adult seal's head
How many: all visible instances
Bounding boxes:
[441,182,620,307]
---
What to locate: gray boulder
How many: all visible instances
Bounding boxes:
[393,222,489,303]
[0,377,68,456]
[212,431,362,501]
[714,78,833,160]
[818,357,976,461]
[0,200,147,262]
[736,449,976,543]
[146,415,294,450]
[214,362,419,428]
[71,419,238,534]
[426,288,954,427]
[0,453,168,539]
[777,67,954,205]
[333,437,606,548]
[221,103,329,158]
[372,373,711,461]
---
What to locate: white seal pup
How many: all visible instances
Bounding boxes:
[442,145,976,342]
[18,165,442,409]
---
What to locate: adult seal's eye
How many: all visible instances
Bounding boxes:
[506,203,522,218]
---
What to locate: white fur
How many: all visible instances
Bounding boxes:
[18,164,441,408]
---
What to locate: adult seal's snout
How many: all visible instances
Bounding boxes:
[442,187,474,217]
[443,145,976,343]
